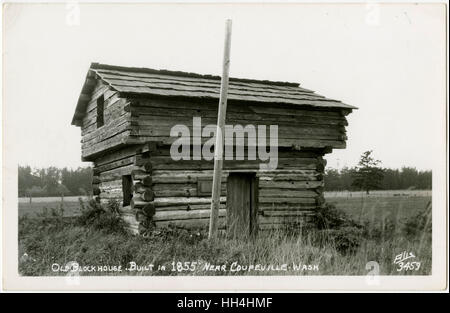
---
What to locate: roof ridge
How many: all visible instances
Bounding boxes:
[90,62,300,88]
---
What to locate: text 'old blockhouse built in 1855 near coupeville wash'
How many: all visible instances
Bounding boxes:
[72,63,356,237]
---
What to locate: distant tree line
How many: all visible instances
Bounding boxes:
[18,166,93,197]
[324,166,432,192]
[18,151,432,197]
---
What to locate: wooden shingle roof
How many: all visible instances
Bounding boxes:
[72,63,356,125]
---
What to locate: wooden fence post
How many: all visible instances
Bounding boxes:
[209,19,232,239]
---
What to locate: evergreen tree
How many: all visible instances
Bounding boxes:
[351,150,385,194]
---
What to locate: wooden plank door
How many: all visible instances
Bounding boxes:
[226,173,258,239]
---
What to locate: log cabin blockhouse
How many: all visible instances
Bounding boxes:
[72,63,356,236]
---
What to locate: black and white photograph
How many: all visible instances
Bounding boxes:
[1,1,447,292]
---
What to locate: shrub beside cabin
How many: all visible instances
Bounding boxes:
[72,63,355,236]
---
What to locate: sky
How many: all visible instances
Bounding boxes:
[3,2,446,171]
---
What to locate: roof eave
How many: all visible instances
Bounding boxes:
[118,90,358,111]
[71,64,99,126]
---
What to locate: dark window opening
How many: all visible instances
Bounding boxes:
[96,95,104,128]
[122,175,133,206]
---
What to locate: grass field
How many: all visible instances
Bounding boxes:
[18,191,432,276]
[18,196,89,217]
[327,195,431,222]
[19,191,431,221]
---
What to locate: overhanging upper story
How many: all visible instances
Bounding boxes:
[72,63,356,161]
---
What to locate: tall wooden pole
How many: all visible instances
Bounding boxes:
[209,19,232,239]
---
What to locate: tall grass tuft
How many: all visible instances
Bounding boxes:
[76,199,126,234]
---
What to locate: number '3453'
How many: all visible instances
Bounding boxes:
[396,261,421,271]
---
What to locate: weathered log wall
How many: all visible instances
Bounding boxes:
[92,143,325,235]
[80,92,348,160]
[81,92,345,234]
[80,81,132,160]
[124,97,349,149]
